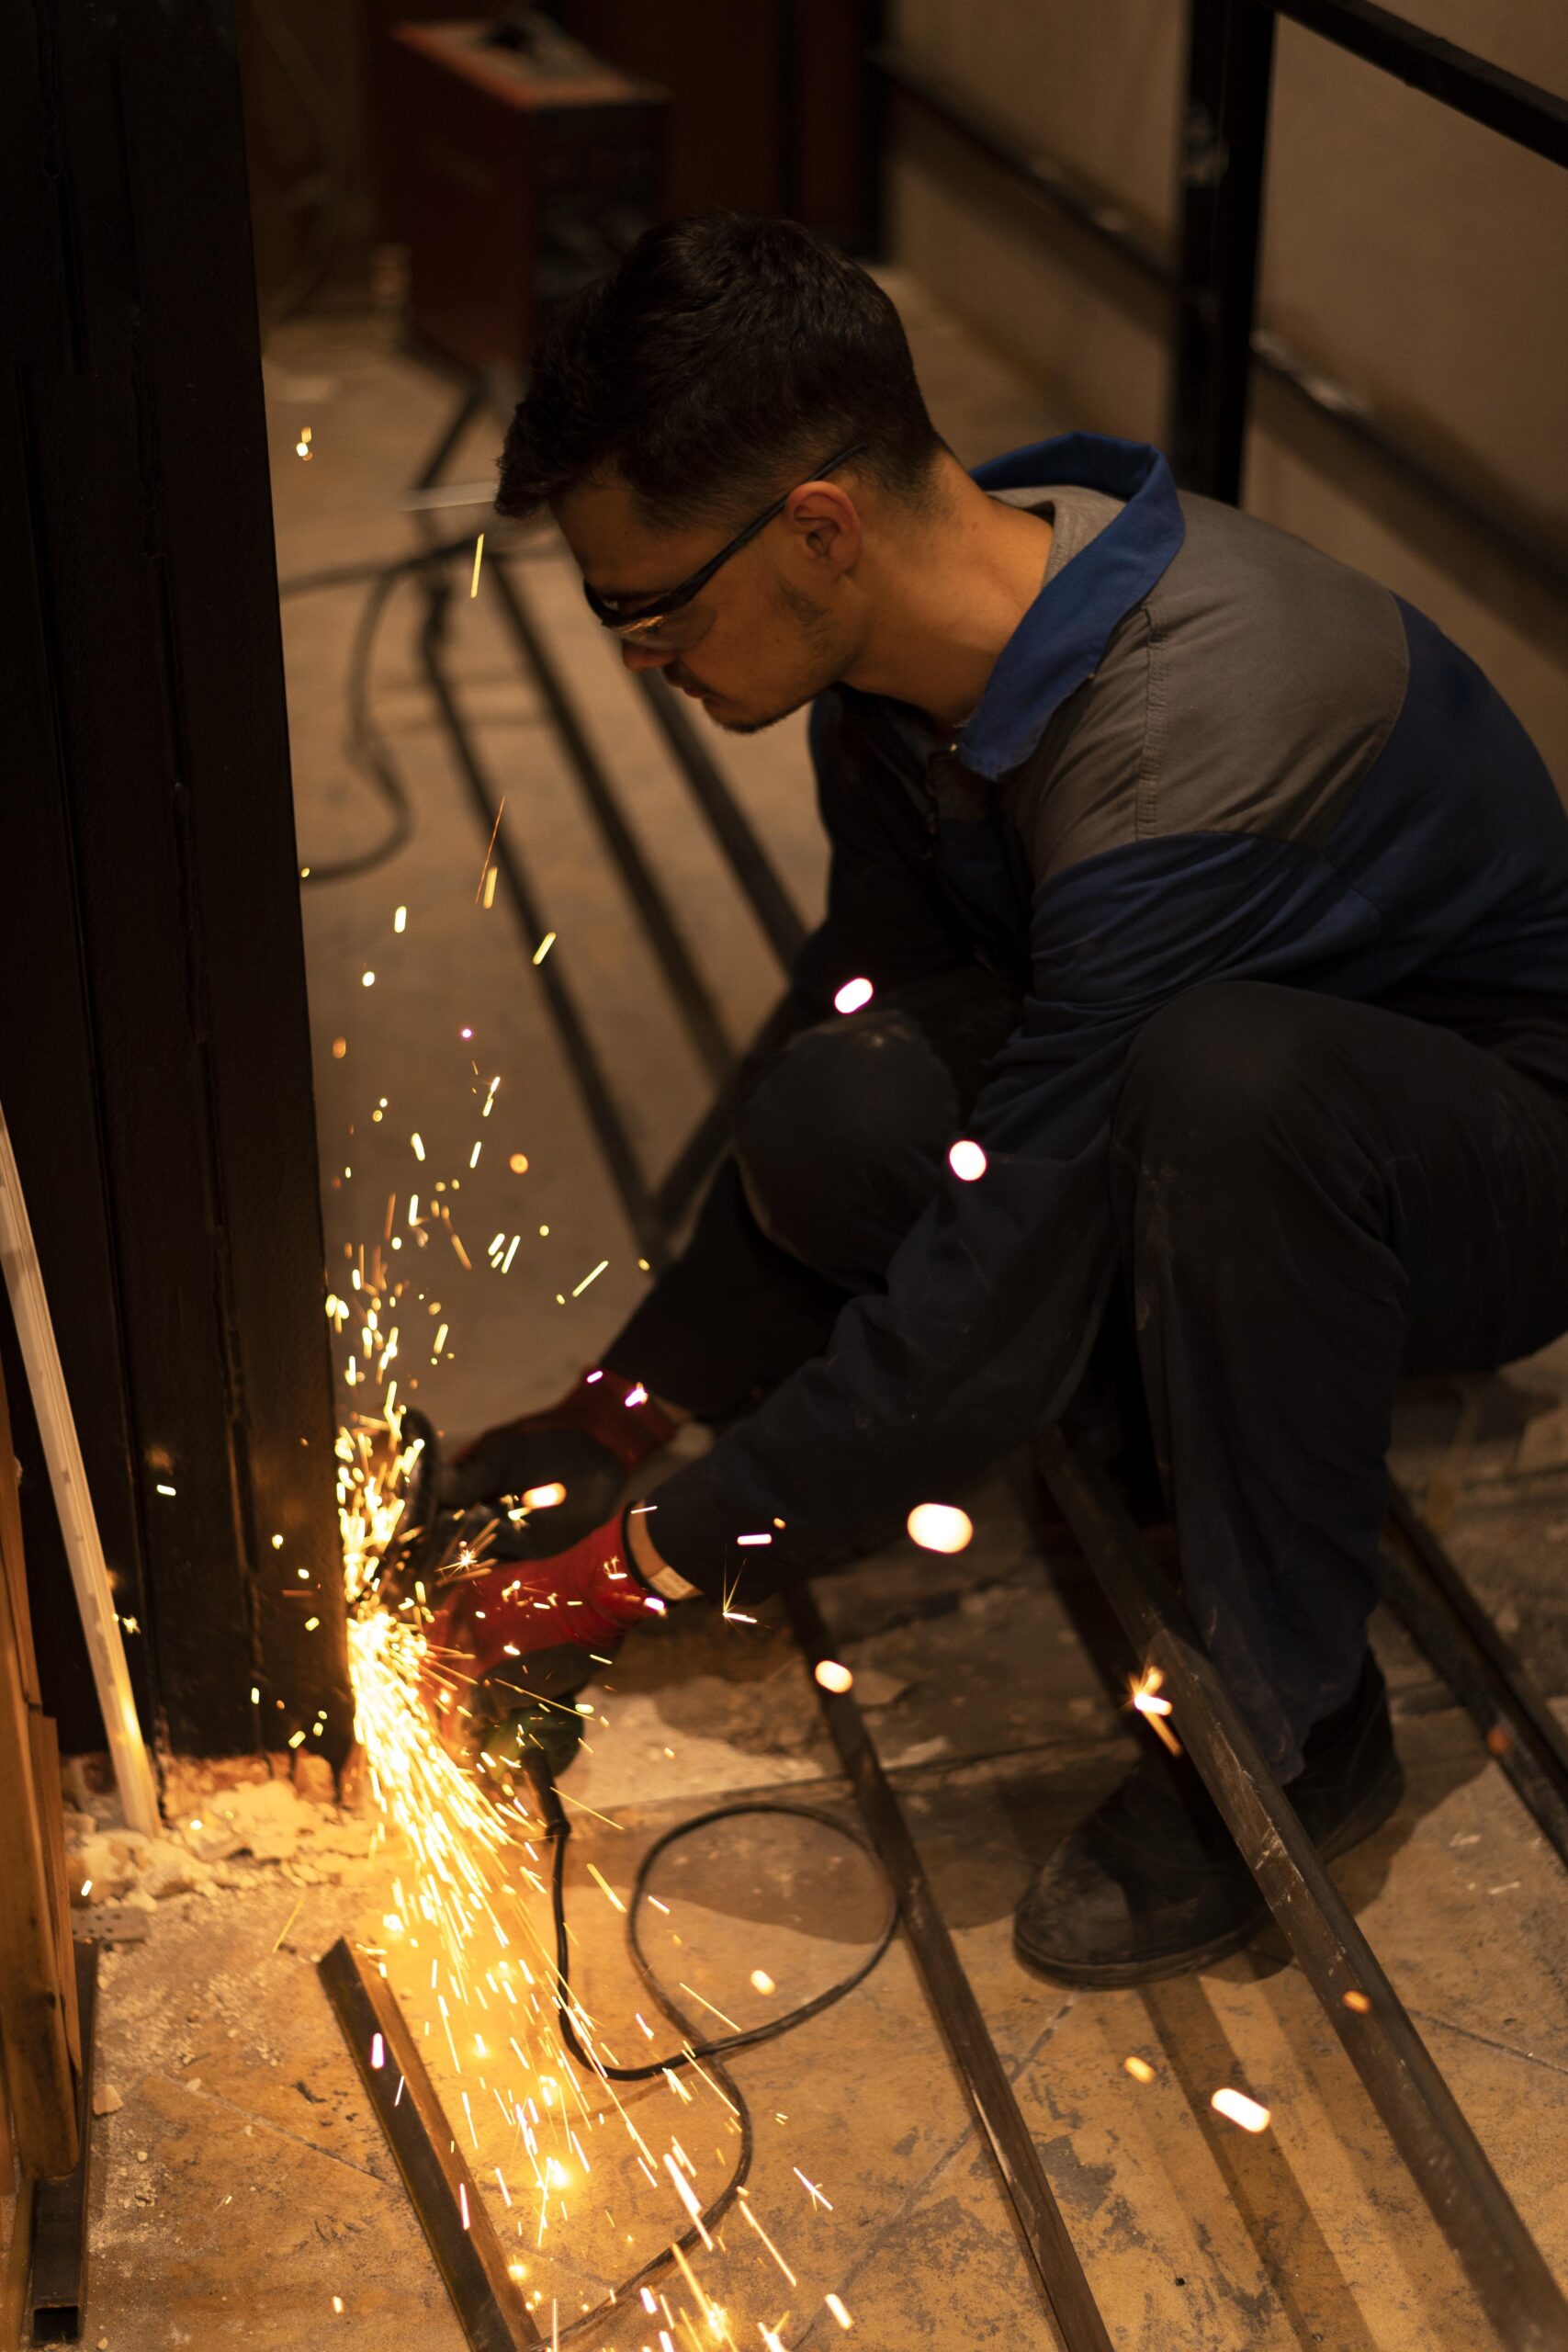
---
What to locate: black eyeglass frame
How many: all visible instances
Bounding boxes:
[582,440,870,637]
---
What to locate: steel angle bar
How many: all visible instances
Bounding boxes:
[481,560,733,1085]
[1035,1428,1568,2352]
[1264,0,1568,167]
[319,1939,540,2352]
[785,1584,1115,2352]
[29,1940,98,2343]
[418,593,670,1272]
[1382,1483,1568,1871]
[635,674,810,968]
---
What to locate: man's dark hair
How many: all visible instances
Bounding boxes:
[497,212,947,535]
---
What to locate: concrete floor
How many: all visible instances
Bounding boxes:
[48,278,1568,2350]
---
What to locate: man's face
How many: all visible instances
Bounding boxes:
[553,468,862,736]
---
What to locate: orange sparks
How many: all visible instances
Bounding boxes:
[814,1660,852,1695]
[1211,2086,1270,2133]
[832,977,874,1015]
[750,1970,775,1996]
[521,1483,567,1510]
[1342,1988,1372,2014]
[906,1502,973,1554]
[475,797,507,903]
[1131,1664,1182,1756]
[331,1036,347,1059]
[509,1152,529,1173]
[585,1861,626,1914]
[1123,2054,1155,2084]
[470,532,485,598]
[825,2292,853,2328]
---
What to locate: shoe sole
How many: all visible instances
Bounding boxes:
[1013,1755,1405,1990]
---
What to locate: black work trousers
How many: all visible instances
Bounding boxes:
[605,971,1568,1776]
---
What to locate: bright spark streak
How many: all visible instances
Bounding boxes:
[906,1502,973,1554]
[1211,2086,1271,2133]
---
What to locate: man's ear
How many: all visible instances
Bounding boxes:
[789,483,862,576]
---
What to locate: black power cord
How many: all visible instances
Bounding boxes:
[521,1761,899,2340]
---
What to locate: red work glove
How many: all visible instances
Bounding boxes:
[422,1510,667,1759]
[441,1367,680,1524]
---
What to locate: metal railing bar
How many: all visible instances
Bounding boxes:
[1381,1481,1568,1870]
[1034,1428,1568,2352]
[786,1581,1117,2352]
[874,47,1568,602]
[481,560,734,1087]
[1265,0,1568,168]
[417,589,671,1272]
[635,673,812,969]
[320,1938,539,2351]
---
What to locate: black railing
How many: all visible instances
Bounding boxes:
[875,5,1568,596]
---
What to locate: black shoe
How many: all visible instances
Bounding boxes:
[1013,1655,1404,1987]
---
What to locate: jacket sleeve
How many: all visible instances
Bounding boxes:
[646,827,1374,1595]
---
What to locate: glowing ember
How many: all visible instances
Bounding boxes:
[825,2292,853,2328]
[906,1502,973,1554]
[832,977,874,1015]
[1342,1988,1372,2014]
[520,1482,567,1510]
[1131,1664,1182,1756]
[508,1152,529,1173]
[1123,2054,1155,2084]
[1211,2087,1270,2133]
[947,1138,987,1182]
[814,1660,852,1694]
[750,1970,776,1996]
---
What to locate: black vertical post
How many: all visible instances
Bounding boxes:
[1168,0,1277,502]
[0,0,351,1759]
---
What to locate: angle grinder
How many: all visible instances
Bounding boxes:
[376,1407,627,1789]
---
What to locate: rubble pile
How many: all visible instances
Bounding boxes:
[66,1758,374,1917]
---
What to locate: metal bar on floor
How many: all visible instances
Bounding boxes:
[787,1584,1116,2352]
[418,585,671,1272]
[482,558,735,1085]
[28,1942,98,2344]
[319,1939,539,2352]
[1382,1481,1568,1872]
[1035,1427,1568,2352]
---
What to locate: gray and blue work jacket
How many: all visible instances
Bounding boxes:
[650,430,1568,1589]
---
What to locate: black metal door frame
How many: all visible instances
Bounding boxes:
[1,0,350,1759]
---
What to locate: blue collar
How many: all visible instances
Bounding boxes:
[953,433,1186,781]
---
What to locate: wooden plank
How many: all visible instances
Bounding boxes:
[0,1352,79,2181]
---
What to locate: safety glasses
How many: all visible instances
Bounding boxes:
[582,439,868,647]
